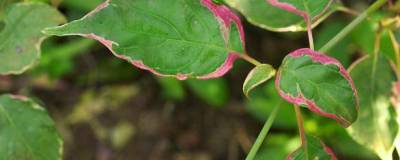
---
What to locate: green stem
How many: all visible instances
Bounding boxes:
[240,54,262,66]
[245,104,280,160]
[319,0,388,53]
[388,30,400,74]
[294,105,308,159]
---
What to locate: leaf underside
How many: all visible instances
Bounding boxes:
[0,94,62,160]
[276,48,358,127]
[225,0,334,32]
[44,0,246,80]
[347,55,399,160]
[287,135,336,160]
[0,2,65,75]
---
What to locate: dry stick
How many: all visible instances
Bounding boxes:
[306,15,315,50]
[319,0,389,53]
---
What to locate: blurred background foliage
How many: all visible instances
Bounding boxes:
[0,0,399,159]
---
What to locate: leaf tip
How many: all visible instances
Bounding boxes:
[42,24,70,36]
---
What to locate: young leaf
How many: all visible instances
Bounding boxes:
[224,0,335,32]
[287,134,337,160]
[346,55,399,160]
[0,2,65,75]
[243,64,275,97]
[0,94,62,160]
[276,48,358,127]
[44,0,247,80]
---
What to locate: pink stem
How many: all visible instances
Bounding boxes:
[266,0,314,50]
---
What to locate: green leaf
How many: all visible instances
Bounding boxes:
[44,0,246,80]
[287,135,337,160]
[225,0,335,32]
[156,77,186,101]
[380,29,399,65]
[397,134,400,158]
[0,2,65,75]
[350,13,386,55]
[309,117,380,159]
[347,55,399,160]
[0,94,62,160]
[395,29,400,42]
[276,48,358,127]
[212,0,225,5]
[186,78,229,108]
[243,64,275,97]
[0,0,53,20]
[350,20,375,55]
[0,0,18,20]
[394,82,400,158]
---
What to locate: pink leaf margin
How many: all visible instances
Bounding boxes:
[275,48,359,127]
[267,0,313,41]
[266,0,333,25]
[392,82,400,109]
[198,0,247,79]
[67,0,246,80]
[267,0,308,19]
[266,0,333,49]
[286,136,337,160]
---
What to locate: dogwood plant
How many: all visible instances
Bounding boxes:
[0,0,399,159]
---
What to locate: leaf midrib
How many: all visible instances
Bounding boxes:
[112,1,243,54]
[283,62,354,120]
[287,69,349,113]
[117,30,237,53]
